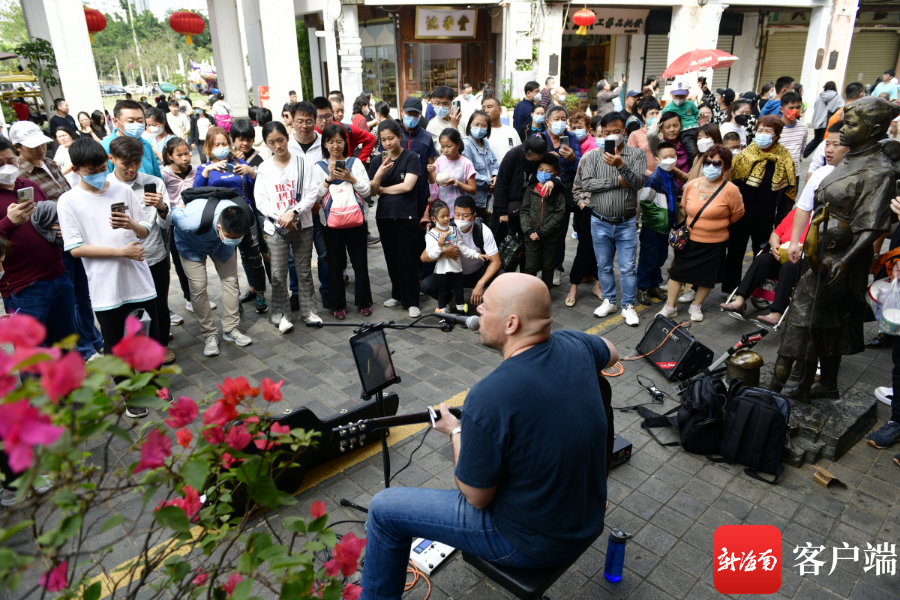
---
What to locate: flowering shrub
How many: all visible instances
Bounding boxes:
[0,314,364,599]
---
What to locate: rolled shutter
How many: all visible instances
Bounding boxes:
[758,31,807,87]
[711,35,734,90]
[843,31,900,89]
[643,35,669,86]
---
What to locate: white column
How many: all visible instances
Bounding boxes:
[613,35,629,91]
[823,0,859,96]
[20,0,103,120]
[207,0,250,118]
[339,5,363,102]
[799,4,834,124]
[322,15,341,100]
[309,26,324,98]
[665,0,725,94]
[628,33,646,93]
[535,3,563,83]
[728,13,759,95]
[242,0,303,107]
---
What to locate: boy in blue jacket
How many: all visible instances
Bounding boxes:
[636,141,679,305]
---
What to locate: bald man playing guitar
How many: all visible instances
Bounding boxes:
[359,273,618,600]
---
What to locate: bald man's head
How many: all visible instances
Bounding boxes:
[477,274,552,353]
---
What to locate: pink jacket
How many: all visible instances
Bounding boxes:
[161,165,197,209]
[579,135,596,158]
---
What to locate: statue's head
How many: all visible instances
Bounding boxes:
[841,96,900,147]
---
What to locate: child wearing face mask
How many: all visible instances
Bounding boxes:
[662,82,700,160]
[461,111,499,219]
[143,107,174,165]
[520,155,565,289]
[636,141,680,306]
[427,129,477,214]
[425,200,488,313]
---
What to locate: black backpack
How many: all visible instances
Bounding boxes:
[180,186,250,236]
[638,375,727,455]
[713,382,790,484]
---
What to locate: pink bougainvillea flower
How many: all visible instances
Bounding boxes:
[12,346,62,374]
[224,423,251,451]
[332,533,366,577]
[0,399,64,473]
[112,315,166,371]
[202,426,225,445]
[222,573,243,596]
[221,452,236,469]
[0,313,46,348]
[310,500,326,519]
[37,352,85,403]
[166,397,198,429]
[342,584,362,600]
[192,570,208,585]
[133,429,172,474]
[271,422,291,436]
[324,559,341,577]
[253,422,290,451]
[38,560,67,592]
[156,485,202,521]
[202,399,237,427]
[260,377,284,403]
[157,387,169,400]
[217,377,251,405]
[175,428,193,449]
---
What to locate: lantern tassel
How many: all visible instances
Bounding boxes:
[89,33,94,44]
[185,35,193,45]
[576,25,587,35]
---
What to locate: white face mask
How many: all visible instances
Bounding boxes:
[456,219,474,232]
[697,138,715,153]
[433,222,449,231]
[606,134,624,147]
[672,98,685,106]
[0,164,18,187]
[149,125,164,136]
[658,158,677,172]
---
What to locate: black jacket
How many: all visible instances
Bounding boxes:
[520,175,565,239]
[493,146,562,217]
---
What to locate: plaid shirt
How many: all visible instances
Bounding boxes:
[17,157,70,202]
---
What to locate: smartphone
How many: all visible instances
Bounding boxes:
[382,151,390,162]
[453,100,461,110]
[224,163,234,174]
[110,202,126,214]
[143,183,156,195]
[16,187,34,204]
[605,139,616,155]
[560,136,569,148]
[335,160,346,171]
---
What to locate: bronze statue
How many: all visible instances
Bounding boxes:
[770,96,900,404]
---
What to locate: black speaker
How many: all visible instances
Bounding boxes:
[636,316,714,381]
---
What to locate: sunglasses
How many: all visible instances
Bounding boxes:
[702,159,724,168]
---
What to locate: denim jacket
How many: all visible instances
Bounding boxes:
[462,135,499,208]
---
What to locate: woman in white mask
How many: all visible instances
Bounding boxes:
[627,98,661,176]
[687,124,724,182]
[143,107,174,165]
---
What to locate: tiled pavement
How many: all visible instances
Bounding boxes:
[5,168,900,600]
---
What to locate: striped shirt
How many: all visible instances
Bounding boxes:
[17,157,70,202]
[778,121,808,172]
[579,144,647,219]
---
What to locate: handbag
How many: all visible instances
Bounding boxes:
[668,181,726,251]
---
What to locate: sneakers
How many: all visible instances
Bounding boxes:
[278,317,294,333]
[203,335,220,356]
[657,304,678,319]
[86,351,104,364]
[224,329,252,347]
[240,289,256,303]
[255,295,269,314]
[409,306,421,318]
[303,311,323,324]
[689,304,704,322]
[170,311,184,325]
[125,405,149,419]
[593,299,617,318]
[875,387,893,406]
[384,298,400,307]
[367,235,381,246]
[677,288,696,304]
[622,304,640,326]
[186,300,217,312]
[162,348,176,365]
[361,307,372,317]
[648,287,668,302]
[0,488,26,507]
[637,290,651,306]
[868,421,900,449]
[552,269,562,286]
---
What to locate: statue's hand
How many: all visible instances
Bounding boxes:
[825,258,847,289]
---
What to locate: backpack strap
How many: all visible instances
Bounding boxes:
[720,400,753,462]
[473,219,484,253]
[638,405,680,447]
[197,198,224,236]
[316,160,330,174]
[746,407,776,471]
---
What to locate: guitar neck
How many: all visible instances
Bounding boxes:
[362,407,463,431]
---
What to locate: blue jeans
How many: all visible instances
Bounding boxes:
[637,227,669,291]
[62,251,103,359]
[6,274,77,347]
[360,488,546,600]
[591,216,638,307]
[311,217,328,297]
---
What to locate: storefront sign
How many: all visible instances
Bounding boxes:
[563,8,648,35]
[415,8,478,40]
[257,85,269,107]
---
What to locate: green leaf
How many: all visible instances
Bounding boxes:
[141,485,159,508]
[267,554,309,570]
[83,581,102,600]
[56,514,83,544]
[234,456,267,484]
[231,579,252,600]
[303,541,325,552]
[124,395,169,409]
[281,517,306,534]
[87,355,133,377]
[181,459,209,492]
[173,560,191,581]
[154,505,191,533]
[117,372,155,391]
[321,585,342,600]
[0,521,33,543]
[275,491,298,506]
[52,489,77,509]
[256,545,287,564]
[100,515,125,534]
[307,515,328,533]
[317,530,337,547]
[247,475,278,509]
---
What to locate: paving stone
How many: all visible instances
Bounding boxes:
[632,524,677,557]
[646,560,697,599]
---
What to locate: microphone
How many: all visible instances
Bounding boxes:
[439,313,480,331]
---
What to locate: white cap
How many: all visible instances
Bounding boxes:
[8,121,53,148]
[670,81,690,96]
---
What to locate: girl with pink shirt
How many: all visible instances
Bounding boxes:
[426,128,477,213]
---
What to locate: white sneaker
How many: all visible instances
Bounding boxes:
[552,269,562,287]
[185,301,217,313]
[0,488,27,507]
[677,288,696,304]
[384,298,400,307]
[278,317,294,334]
[125,405,149,419]
[86,352,104,363]
[876,387,894,406]
[303,311,323,324]
[224,329,252,347]
[203,334,220,356]
[593,299,617,318]
[170,312,184,325]
[622,304,640,327]
[409,306,421,318]
[657,304,678,319]
[185,301,193,313]
[689,304,704,322]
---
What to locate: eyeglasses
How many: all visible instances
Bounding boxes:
[294,119,315,127]
[702,159,724,168]
[316,114,333,122]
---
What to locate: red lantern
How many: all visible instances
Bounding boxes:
[572,8,596,35]
[169,10,205,46]
[83,6,107,44]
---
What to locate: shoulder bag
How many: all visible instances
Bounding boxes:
[668,180,726,251]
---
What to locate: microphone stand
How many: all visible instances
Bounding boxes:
[306,314,462,513]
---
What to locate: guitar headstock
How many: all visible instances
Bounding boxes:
[332,419,370,452]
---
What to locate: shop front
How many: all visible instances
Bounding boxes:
[561,8,648,89]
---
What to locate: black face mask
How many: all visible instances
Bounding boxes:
[524,158,541,171]
[734,114,750,126]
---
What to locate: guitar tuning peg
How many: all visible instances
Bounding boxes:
[359,423,366,431]
[339,429,347,438]
[339,440,348,452]
[349,425,357,434]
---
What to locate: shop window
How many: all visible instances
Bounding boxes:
[404,42,485,98]
[363,45,398,109]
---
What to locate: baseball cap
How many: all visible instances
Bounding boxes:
[8,121,52,148]
[740,91,757,101]
[670,81,690,96]
[625,90,641,98]
[716,88,736,104]
[402,97,423,114]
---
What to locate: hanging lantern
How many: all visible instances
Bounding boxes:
[169,10,205,46]
[572,8,596,35]
[83,6,107,44]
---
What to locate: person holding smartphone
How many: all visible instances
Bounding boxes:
[426,86,462,153]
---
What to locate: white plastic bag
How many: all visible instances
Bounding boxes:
[878,279,900,336]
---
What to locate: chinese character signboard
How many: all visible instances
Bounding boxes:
[257,86,269,108]
[416,8,478,39]
[714,525,782,594]
[563,8,648,35]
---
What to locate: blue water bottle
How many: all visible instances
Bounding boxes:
[604,528,633,583]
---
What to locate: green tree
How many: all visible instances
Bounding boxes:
[295,22,314,100]
[0,0,27,53]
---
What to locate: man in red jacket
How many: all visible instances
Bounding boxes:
[312,96,376,163]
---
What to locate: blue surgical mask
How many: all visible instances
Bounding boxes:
[212,147,231,160]
[532,114,545,125]
[646,117,657,127]
[82,171,108,190]
[572,128,586,140]
[465,93,472,100]
[403,115,419,129]
[470,126,487,139]
[702,165,722,181]
[221,231,243,246]
[755,133,774,149]
[123,123,145,138]
[435,106,450,119]
[550,121,567,136]
[536,171,552,183]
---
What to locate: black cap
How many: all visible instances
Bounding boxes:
[740,91,757,101]
[402,97,423,113]
[716,88,735,104]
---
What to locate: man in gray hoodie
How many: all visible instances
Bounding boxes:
[805,81,844,157]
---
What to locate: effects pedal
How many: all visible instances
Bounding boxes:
[409,538,455,575]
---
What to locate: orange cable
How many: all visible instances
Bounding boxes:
[404,560,431,599]
[602,321,692,377]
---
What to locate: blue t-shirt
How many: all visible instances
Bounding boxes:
[456,330,611,563]
[759,99,782,116]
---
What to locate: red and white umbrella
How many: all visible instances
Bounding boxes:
[661,49,738,79]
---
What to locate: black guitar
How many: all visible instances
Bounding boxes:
[331,406,463,451]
